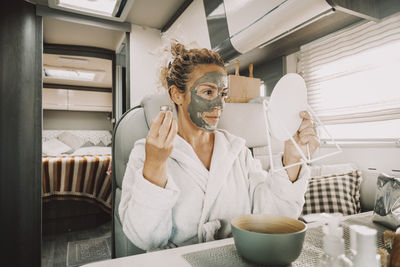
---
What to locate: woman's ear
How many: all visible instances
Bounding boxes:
[170,85,185,106]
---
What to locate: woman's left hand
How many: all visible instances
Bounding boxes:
[283,111,320,181]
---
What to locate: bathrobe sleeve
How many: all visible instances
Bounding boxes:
[118,140,180,251]
[246,149,310,219]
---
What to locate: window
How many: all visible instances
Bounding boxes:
[57,0,117,16]
[43,66,105,82]
[299,14,400,141]
[48,0,133,21]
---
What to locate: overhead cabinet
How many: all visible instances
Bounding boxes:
[43,88,112,112]
[224,0,333,54]
[42,88,68,110]
[211,0,400,63]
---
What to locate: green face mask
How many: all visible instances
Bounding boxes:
[187,71,228,132]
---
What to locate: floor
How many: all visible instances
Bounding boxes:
[41,220,112,267]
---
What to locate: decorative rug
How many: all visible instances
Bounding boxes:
[67,235,111,267]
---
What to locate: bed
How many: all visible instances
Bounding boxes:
[42,130,112,213]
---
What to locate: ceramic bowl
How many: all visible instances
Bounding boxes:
[231,214,307,265]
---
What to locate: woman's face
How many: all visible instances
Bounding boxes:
[183,64,228,132]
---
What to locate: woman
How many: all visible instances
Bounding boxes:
[119,43,319,251]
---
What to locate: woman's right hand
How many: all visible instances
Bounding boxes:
[142,111,177,188]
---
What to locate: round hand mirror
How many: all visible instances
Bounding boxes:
[267,73,308,141]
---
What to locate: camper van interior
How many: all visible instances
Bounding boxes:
[1,0,400,266]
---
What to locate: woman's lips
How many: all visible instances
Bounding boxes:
[204,115,220,124]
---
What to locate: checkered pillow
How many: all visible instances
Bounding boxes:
[302,171,362,216]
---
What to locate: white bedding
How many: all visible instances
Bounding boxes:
[72,146,111,156]
[42,139,73,156]
[42,130,112,146]
[42,130,112,156]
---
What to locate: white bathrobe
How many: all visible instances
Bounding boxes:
[119,130,310,251]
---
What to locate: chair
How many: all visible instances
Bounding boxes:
[112,94,175,258]
[111,94,270,257]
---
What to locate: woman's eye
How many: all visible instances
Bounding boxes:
[205,90,212,95]
[221,92,228,97]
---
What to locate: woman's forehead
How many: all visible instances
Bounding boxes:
[188,64,227,87]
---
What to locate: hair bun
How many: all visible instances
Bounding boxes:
[171,42,186,57]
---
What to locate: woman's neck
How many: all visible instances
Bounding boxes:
[177,112,214,149]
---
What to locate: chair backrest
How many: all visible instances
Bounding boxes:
[112,94,174,258]
[111,94,270,257]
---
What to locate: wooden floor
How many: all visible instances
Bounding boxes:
[41,220,111,267]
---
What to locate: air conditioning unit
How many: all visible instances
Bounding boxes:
[48,0,134,22]
[224,0,334,54]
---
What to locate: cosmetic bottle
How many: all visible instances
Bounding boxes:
[317,215,353,267]
[352,225,381,267]
[347,225,359,261]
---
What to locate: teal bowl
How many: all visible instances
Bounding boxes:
[231,214,307,266]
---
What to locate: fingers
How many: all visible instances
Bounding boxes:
[299,134,313,145]
[165,119,178,145]
[298,111,313,132]
[299,127,315,138]
[310,135,320,149]
[299,110,311,120]
[307,135,321,154]
[298,125,317,145]
[299,132,320,150]
[148,112,166,137]
[158,111,173,140]
[148,111,174,138]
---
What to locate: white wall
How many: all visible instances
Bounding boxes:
[164,0,211,49]
[128,0,211,107]
[314,146,400,174]
[130,25,162,107]
[285,52,298,74]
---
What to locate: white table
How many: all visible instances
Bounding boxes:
[83,237,234,267]
[83,212,377,267]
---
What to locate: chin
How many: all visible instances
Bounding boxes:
[203,124,217,132]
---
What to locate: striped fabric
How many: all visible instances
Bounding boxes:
[42,155,112,213]
[302,171,362,216]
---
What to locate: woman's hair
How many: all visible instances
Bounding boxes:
[161,42,225,95]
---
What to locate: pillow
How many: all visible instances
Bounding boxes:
[81,140,95,147]
[43,139,72,156]
[57,131,85,151]
[73,130,112,146]
[302,170,362,216]
[97,141,109,147]
[72,146,111,156]
[43,130,112,146]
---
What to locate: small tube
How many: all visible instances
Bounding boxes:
[160,105,172,112]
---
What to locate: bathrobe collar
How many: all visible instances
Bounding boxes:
[170,130,246,242]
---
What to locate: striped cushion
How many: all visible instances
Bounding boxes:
[302,170,362,216]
